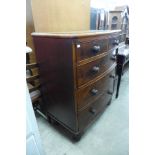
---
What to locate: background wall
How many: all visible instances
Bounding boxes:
[91,0,129,10]
[31,0,91,32]
[26,0,36,63]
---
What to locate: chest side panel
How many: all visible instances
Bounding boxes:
[33,37,77,131]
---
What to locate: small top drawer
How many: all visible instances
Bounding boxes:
[75,38,108,62]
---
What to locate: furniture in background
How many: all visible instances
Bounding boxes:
[108,6,129,44]
[115,5,129,35]
[109,32,129,98]
[32,30,121,141]
[90,8,109,30]
[26,46,41,110]
[108,6,129,32]
[90,8,100,30]
[108,10,123,30]
[115,44,129,98]
[108,6,129,98]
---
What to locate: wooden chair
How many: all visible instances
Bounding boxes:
[26,46,41,109]
[115,44,129,98]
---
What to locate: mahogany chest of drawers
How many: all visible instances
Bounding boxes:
[32,30,121,140]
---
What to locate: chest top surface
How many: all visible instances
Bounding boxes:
[31,30,121,38]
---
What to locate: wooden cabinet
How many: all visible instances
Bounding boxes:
[32,30,121,140]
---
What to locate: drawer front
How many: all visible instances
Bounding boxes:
[108,35,119,51]
[78,92,112,131]
[76,68,115,110]
[77,50,115,87]
[76,38,108,62]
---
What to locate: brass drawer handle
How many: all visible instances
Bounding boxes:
[89,107,97,115]
[92,45,101,53]
[91,66,100,73]
[90,88,98,95]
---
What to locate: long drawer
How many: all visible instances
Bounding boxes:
[76,68,115,110]
[77,50,115,87]
[78,92,112,131]
[75,37,108,62]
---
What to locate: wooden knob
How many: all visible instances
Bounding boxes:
[90,88,98,95]
[92,66,100,73]
[92,45,101,53]
[89,107,97,115]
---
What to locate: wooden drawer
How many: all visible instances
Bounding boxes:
[78,92,112,131]
[75,38,108,62]
[76,68,115,110]
[77,50,115,87]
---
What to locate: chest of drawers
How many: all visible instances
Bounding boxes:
[32,30,121,140]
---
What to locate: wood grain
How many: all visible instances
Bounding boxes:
[31,30,121,38]
[78,92,112,131]
[32,30,120,138]
[33,36,78,131]
[77,50,115,86]
[26,0,36,63]
[76,69,115,110]
[75,37,108,62]
[26,63,38,69]
[26,74,39,82]
[31,0,91,32]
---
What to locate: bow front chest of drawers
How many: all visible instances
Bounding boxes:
[32,30,121,140]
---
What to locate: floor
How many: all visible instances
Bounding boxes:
[36,71,129,155]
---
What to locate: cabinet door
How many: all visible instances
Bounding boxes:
[26,87,45,155]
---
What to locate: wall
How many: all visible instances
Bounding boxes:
[26,0,36,63]
[91,0,129,10]
[31,0,91,32]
